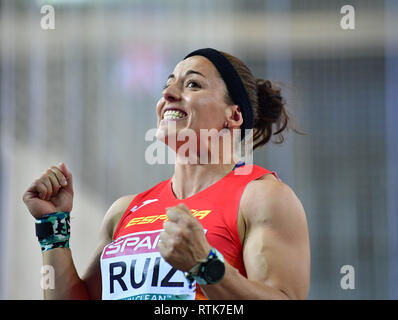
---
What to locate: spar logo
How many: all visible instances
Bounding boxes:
[125,208,212,228]
[103,230,161,257]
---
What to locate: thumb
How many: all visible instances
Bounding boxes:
[176,203,190,212]
[59,162,73,191]
[166,203,191,222]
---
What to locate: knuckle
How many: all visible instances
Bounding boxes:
[159,232,166,243]
[163,221,170,229]
[51,167,62,177]
[52,175,60,185]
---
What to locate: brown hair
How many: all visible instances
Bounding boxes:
[220,51,291,150]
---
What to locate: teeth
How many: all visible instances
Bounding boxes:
[163,110,186,120]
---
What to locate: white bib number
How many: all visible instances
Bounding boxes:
[101,230,196,300]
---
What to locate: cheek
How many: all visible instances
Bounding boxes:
[189,94,225,127]
[156,98,164,118]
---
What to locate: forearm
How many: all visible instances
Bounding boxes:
[42,248,90,300]
[200,262,290,300]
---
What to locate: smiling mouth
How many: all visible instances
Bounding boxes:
[162,108,188,121]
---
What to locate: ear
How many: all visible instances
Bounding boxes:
[225,105,243,129]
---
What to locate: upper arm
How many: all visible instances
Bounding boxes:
[240,178,310,300]
[80,194,136,299]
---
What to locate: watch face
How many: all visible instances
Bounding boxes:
[204,258,225,284]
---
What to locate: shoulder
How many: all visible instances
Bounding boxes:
[240,174,307,234]
[239,174,310,299]
[99,194,137,241]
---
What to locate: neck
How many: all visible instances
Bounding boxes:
[170,131,242,199]
[171,163,236,199]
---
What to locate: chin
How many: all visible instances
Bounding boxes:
[155,126,169,143]
[156,124,198,151]
[156,123,179,143]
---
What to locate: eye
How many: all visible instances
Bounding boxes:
[186,80,201,89]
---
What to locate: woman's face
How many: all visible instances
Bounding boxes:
[156,56,231,147]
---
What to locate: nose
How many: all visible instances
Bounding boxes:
[162,84,181,103]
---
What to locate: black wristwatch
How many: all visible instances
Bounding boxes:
[185,248,225,287]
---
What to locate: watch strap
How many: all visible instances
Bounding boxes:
[185,248,225,287]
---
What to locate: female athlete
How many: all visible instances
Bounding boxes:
[23,48,310,300]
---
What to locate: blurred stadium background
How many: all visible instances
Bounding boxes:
[0,0,397,299]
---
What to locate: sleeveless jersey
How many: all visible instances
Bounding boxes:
[100,164,276,300]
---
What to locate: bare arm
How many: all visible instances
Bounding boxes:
[79,195,135,299]
[41,195,134,299]
[22,162,135,299]
[201,178,310,299]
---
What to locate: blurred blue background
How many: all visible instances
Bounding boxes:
[0,0,396,299]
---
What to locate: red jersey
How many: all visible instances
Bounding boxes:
[100,164,276,300]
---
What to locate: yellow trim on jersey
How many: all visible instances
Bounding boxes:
[125,209,212,228]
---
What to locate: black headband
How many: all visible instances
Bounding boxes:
[184,48,253,140]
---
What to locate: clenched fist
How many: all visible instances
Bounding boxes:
[158,203,212,272]
[22,162,74,219]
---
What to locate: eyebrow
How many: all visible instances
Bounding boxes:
[167,69,206,80]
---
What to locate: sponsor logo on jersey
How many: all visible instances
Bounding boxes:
[130,199,159,213]
[124,209,211,228]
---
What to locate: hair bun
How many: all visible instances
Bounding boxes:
[253,78,288,147]
[256,79,283,119]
